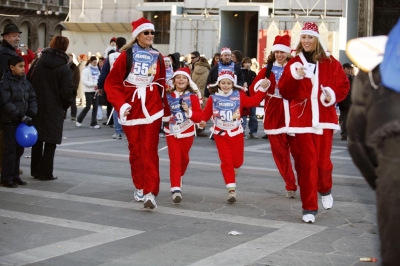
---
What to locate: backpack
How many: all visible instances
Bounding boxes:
[265,62,273,79]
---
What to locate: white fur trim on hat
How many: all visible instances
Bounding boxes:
[272,44,291,53]
[208,73,242,89]
[220,47,232,55]
[132,23,155,40]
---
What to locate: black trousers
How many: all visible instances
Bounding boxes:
[1,123,24,182]
[339,107,349,137]
[375,136,400,265]
[31,140,56,178]
[77,92,99,126]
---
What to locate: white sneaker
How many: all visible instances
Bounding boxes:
[76,122,83,127]
[143,193,157,209]
[90,125,101,129]
[172,191,182,203]
[285,190,296,199]
[134,189,144,202]
[112,133,122,139]
[321,194,333,210]
[302,214,315,223]
[227,190,236,203]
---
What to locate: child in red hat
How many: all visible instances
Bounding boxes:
[162,67,203,203]
[200,71,267,203]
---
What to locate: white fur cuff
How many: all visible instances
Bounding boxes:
[253,79,270,93]
[320,86,336,107]
[119,103,131,124]
[290,62,304,80]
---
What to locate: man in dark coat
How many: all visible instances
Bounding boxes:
[27,36,73,180]
[0,23,22,174]
[338,62,353,140]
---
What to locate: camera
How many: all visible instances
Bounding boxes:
[19,44,25,47]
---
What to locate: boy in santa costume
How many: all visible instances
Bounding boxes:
[199,71,267,202]
[279,22,349,223]
[105,18,170,209]
[250,35,297,199]
[162,67,203,203]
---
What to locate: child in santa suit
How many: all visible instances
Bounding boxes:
[162,67,203,203]
[200,71,267,202]
[105,18,170,209]
[250,35,297,199]
[279,22,349,223]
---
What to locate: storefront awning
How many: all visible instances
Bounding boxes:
[62,22,131,32]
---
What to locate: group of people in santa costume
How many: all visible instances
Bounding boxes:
[105,17,349,224]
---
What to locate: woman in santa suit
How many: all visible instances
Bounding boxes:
[105,18,170,209]
[250,35,297,199]
[162,67,203,203]
[279,22,349,223]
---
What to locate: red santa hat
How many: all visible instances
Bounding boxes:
[271,35,291,53]
[171,67,198,89]
[110,37,116,43]
[294,22,328,53]
[220,47,232,55]
[208,70,242,89]
[131,18,155,40]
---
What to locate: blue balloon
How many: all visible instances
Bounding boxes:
[15,123,38,147]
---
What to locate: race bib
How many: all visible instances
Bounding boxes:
[126,44,159,85]
[212,90,241,130]
[167,93,194,134]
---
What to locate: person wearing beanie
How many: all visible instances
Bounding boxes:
[199,70,268,203]
[250,35,297,199]
[0,56,37,188]
[279,22,350,224]
[104,37,117,57]
[105,17,170,209]
[162,67,203,203]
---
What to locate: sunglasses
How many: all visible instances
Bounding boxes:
[143,31,155,35]
[191,57,196,59]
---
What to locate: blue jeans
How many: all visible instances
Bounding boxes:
[113,110,123,134]
[241,108,258,134]
[248,107,258,134]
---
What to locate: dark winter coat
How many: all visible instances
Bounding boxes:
[27,48,73,144]
[347,65,400,189]
[338,74,353,110]
[168,52,180,71]
[0,39,18,79]
[69,62,80,97]
[0,71,37,127]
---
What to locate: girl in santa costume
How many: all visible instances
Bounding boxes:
[105,18,170,209]
[200,71,267,202]
[278,22,349,223]
[162,67,203,203]
[250,35,297,199]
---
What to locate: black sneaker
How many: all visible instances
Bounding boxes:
[1,180,18,188]
[13,177,27,186]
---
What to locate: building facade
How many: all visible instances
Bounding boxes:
[0,0,69,52]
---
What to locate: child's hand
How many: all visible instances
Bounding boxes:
[199,120,206,128]
[182,102,189,113]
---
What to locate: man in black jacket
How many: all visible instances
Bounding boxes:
[0,23,22,174]
[338,63,353,140]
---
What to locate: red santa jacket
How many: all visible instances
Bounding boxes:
[279,53,349,134]
[250,65,292,135]
[163,91,203,138]
[202,89,266,137]
[104,48,170,126]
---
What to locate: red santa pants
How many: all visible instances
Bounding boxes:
[123,119,162,196]
[288,129,333,211]
[214,132,244,189]
[166,135,194,192]
[268,134,297,191]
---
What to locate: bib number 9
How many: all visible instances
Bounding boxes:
[174,112,185,124]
